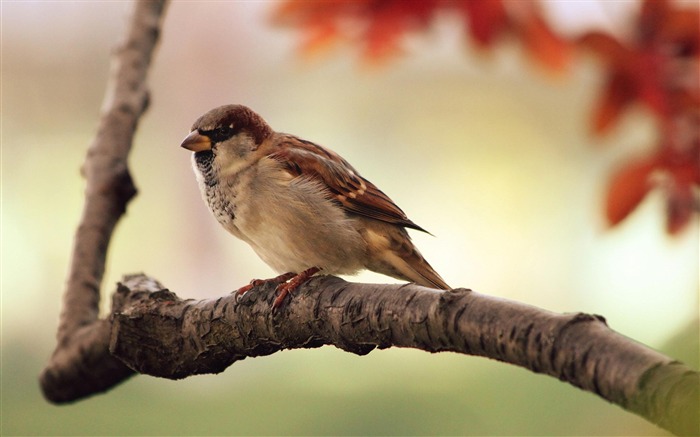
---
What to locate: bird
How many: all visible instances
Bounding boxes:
[181,104,450,307]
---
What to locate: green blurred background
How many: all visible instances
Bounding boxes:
[2,1,697,435]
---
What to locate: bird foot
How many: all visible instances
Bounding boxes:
[272,267,321,308]
[234,272,297,298]
[234,267,321,308]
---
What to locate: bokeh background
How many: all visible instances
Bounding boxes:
[2,1,697,435]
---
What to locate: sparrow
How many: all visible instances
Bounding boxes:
[181,104,450,307]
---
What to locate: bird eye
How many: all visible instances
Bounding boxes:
[205,125,236,144]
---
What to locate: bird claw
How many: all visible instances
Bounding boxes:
[233,267,321,307]
[232,267,321,310]
[233,271,301,303]
[271,267,321,308]
[272,281,296,308]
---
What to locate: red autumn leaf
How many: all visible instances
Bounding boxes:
[271,1,347,56]
[638,0,669,43]
[591,72,635,135]
[606,155,659,226]
[670,88,700,114]
[579,35,670,134]
[274,0,444,62]
[659,142,699,233]
[663,150,700,186]
[361,0,443,62]
[578,0,700,139]
[636,0,700,53]
[273,0,570,69]
[516,12,571,73]
[362,1,417,62]
[455,0,509,48]
[657,8,700,56]
[272,1,346,29]
[578,32,626,63]
[665,183,695,234]
[635,52,670,118]
[299,23,340,57]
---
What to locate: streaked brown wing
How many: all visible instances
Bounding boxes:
[269,135,428,233]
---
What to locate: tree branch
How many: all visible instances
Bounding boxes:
[51,273,700,436]
[40,0,168,403]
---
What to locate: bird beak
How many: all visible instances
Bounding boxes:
[180,130,212,152]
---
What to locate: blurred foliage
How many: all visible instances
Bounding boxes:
[275,0,700,234]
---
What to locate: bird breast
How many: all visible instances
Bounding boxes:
[202,156,367,275]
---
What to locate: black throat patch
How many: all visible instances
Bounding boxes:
[194,150,217,187]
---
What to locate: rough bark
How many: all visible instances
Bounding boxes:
[38,1,698,436]
[106,274,697,436]
[39,0,167,403]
